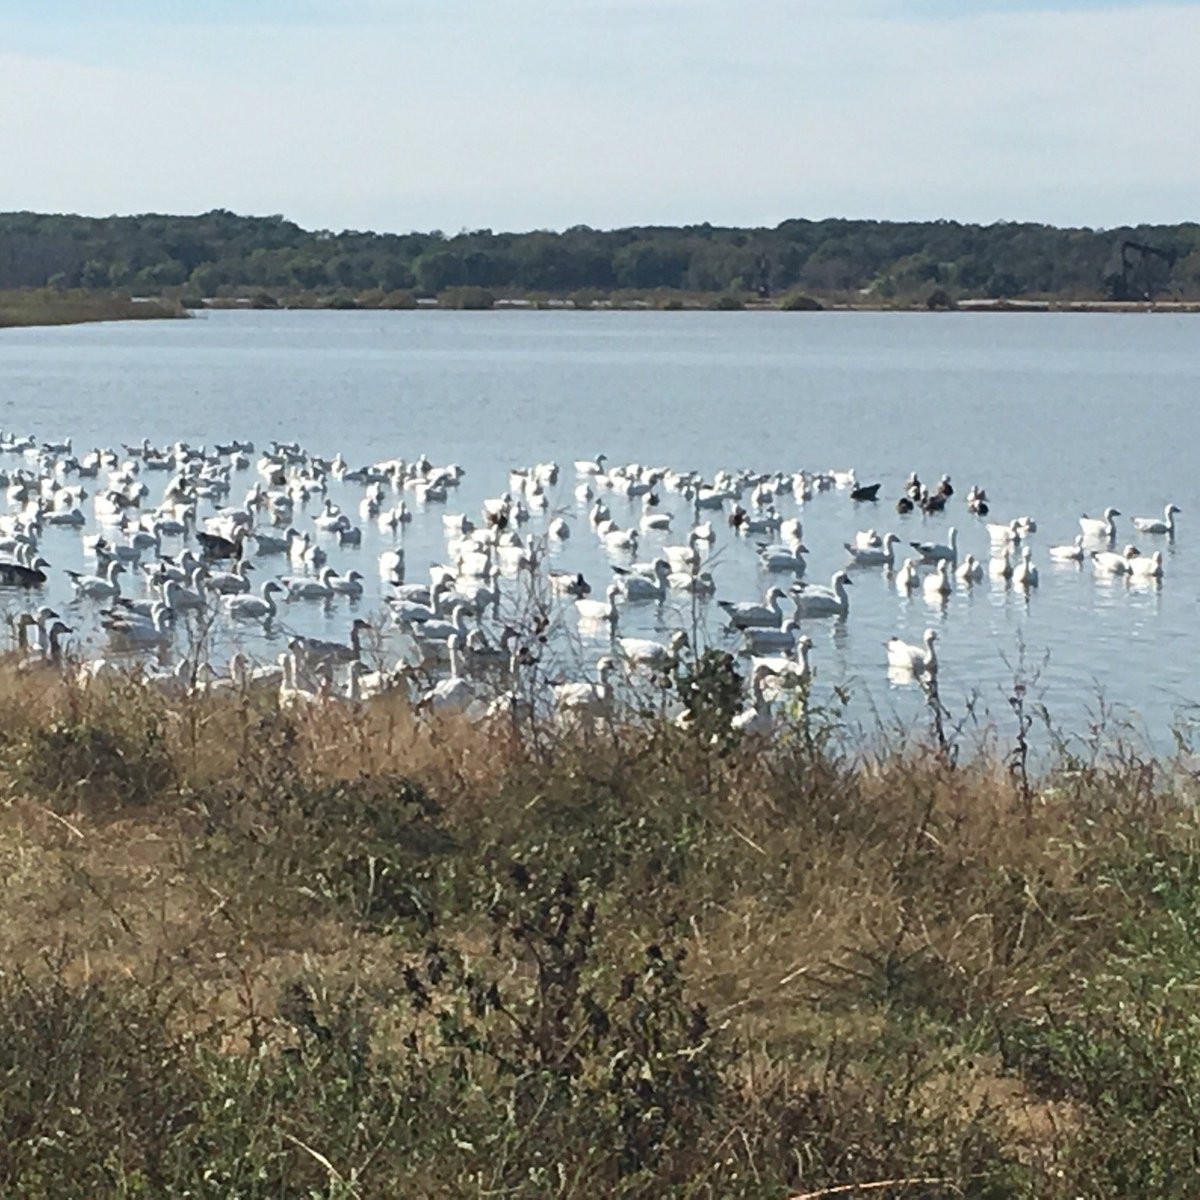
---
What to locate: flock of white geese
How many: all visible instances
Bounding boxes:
[0,432,1182,734]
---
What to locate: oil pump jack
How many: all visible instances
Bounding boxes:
[1118,239,1177,301]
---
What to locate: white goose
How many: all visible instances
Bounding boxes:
[207,559,255,595]
[617,630,688,668]
[742,619,801,655]
[886,628,938,675]
[613,558,670,602]
[730,663,779,737]
[1091,545,1138,575]
[986,519,1022,545]
[1080,507,1120,542]
[1132,504,1180,536]
[751,634,813,686]
[103,602,173,645]
[575,583,620,625]
[227,580,284,622]
[844,531,900,568]
[910,527,958,565]
[955,555,983,583]
[1013,547,1039,588]
[553,655,616,718]
[793,571,852,619]
[1049,535,1085,562]
[922,560,952,600]
[718,585,790,629]
[328,569,366,598]
[664,530,704,574]
[895,557,920,593]
[66,560,123,600]
[419,637,481,712]
[1129,550,1164,580]
[989,547,1015,580]
[286,567,338,601]
[757,536,808,575]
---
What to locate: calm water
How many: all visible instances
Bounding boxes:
[2,309,1199,749]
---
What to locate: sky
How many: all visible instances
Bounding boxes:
[1,0,1198,233]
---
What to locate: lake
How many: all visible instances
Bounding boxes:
[2,308,1198,752]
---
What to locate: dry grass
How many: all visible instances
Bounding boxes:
[0,659,1196,1195]
[0,288,187,328]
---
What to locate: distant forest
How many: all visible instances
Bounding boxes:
[2,210,1199,307]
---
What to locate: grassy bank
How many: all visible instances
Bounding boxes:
[0,289,188,329]
[0,661,1196,1196]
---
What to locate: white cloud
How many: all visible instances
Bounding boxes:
[0,2,1197,230]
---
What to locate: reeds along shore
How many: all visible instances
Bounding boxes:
[0,289,187,328]
[0,657,1197,1197]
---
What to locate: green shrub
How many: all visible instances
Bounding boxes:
[437,286,494,310]
[780,291,824,311]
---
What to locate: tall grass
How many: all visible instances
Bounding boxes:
[0,656,1197,1196]
[0,289,187,328]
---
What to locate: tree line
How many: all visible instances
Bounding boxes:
[2,209,1199,304]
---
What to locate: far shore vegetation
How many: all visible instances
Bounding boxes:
[0,288,186,329]
[3,210,1200,321]
[1,654,1199,1195]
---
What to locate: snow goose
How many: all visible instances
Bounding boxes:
[955,554,983,583]
[419,636,481,712]
[574,453,608,476]
[1130,550,1164,580]
[987,520,1022,545]
[278,652,330,711]
[922,560,953,600]
[910,527,958,565]
[844,531,900,568]
[547,517,570,539]
[668,569,716,595]
[989,547,1015,580]
[613,558,670,602]
[617,630,689,669]
[410,603,472,648]
[575,582,620,625]
[1049,535,1085,562]
[103,602,173,646]
[227,580,284,622]
[553,655,616,718]
[600,525,638,553]
[751,634,813,688]
[1079,507,1120,542]
[757,537,808,575]
[286,568,338,601]
[1014,547,1039,588]
[793,571,853,619]
[718,585,790,629]
[549,570,590,597]
[886,628,938,675]
[730,663,779,737]
[208,559,255,595]
[664,530,704,574]
[328,569,366,599]
[290,618,371,668]
[895,557,920,593]
[1091,545,1138,575]
[639,496,672,533]
[66,560,123,600]
[167,568,208,611]
[1132,504,1180,536]
[742,619,801,655]
[378,548,405,582]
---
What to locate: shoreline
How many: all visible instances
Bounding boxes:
[0,291,188,331]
